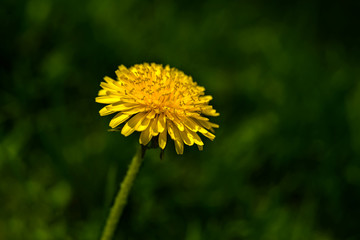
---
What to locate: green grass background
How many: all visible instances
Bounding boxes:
[1,0,360,239]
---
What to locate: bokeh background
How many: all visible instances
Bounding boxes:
[1,0,360,239]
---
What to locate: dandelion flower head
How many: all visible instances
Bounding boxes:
[96,63,219,154]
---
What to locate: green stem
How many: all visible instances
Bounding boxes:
[100,146,145,240]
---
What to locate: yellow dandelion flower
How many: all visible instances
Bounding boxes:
[95,63,219,154]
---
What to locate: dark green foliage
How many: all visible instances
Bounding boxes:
[1,0,360,239]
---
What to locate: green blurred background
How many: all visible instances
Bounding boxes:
[1,0,360,239]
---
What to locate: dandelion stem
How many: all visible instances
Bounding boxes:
[100,145,146,240]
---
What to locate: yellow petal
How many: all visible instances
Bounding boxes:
[109,113,131,128]
[107,103,138,112]
[192,95,213,104]
[136,115,151,131]
[103,76,115,84]
[146,110,156,119]
[95,96,121,104]
[127,112,147,129]
[158,113,166,132]
[199,128,215,140]
[150,115,159,136]
[116,65,128,78]
[105,90,120,95]
[139,126,152,145]
[182,117,199,132]
[98,89,107,96]
[198,95,213,102]
[187,129,204,146]
[192,114,209,122]
[196,119,213,130]
[209,122,219,128]
[197,144,203,151]
[158,125,167,149]
[121,121,135,136]
[171,114,184,131]
[99,106,115,116]
[167,121,176,140]
[119,97,137,104]
[104,76,122,88]
[174,140,184,154]
[101,77,120,90]
[165,111,174,121]
[122,107,147,115]
[193,118,218,133]
[180,128,193,146]
[100,82,113,91]
[203,108,220,117]
[169,122,184,154]
[196,86,205,92]
[121,113,145,137]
